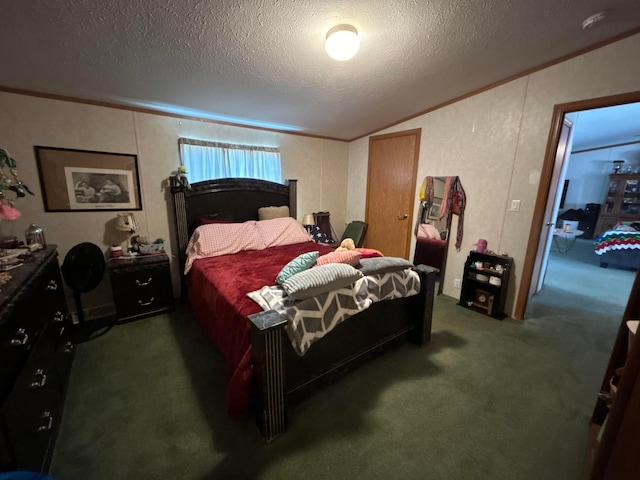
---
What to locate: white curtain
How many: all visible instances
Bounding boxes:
[179,140,282,183]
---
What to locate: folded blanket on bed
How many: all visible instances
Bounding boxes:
[594,230,640,255]
[248,269,420,355]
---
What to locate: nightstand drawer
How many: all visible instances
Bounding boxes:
[110,262,170,294]
[113,291,173,318]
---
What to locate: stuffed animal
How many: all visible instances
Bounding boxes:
[166,165,191,190]
[336,238,355,252]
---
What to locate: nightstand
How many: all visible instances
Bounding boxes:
[107,254,174,323]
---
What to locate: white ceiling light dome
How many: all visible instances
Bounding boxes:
[325,24,360,61]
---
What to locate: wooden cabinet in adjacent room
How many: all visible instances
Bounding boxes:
[595,174,640,236]
[0,246,75,474]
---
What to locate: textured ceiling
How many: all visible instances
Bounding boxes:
[1,0,640,141]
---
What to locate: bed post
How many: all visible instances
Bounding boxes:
[286,179,297,218]
[412,265,438,346]
[171,187,190,273]
[247,310,288,442]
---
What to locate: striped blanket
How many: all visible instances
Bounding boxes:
[594,230,640,255]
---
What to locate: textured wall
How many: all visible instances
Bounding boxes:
[0,93,348,313]
[347,32,640,317]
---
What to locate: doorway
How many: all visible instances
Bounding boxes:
[365,129,421,259]
[517,91,640,319]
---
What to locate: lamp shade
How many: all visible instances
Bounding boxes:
[325,24,360,61]
[302,214,315,226]
[115,213,137,233]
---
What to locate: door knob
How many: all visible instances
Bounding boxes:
[398,214,408,220]
[545,221,555,226]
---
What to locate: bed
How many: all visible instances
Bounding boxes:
[171,178,437,441]
[594,227,640,270]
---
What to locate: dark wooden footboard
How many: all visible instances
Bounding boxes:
[248,264,438,442]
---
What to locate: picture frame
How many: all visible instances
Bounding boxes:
[427,202,441,220]
[34,146,142,212]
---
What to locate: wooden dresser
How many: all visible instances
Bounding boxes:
[0,246,75,473]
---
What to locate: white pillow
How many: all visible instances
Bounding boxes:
[255,217,311,248]
[258,205,290,220]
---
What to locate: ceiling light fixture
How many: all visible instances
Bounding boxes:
[581,11,607,30]
[325,24,360,61]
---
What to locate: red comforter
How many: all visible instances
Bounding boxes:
[187,241,334,418]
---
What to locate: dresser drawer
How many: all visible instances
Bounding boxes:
[36,317,75,392]
[1,391,61,472]
[1,343,64,472]
[0,303,44,400]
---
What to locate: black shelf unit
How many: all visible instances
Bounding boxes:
[458,251,513,319]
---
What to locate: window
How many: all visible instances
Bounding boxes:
[178,138,282,183]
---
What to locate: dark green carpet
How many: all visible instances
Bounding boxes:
[50,263,628,480]
[50,238,633,479]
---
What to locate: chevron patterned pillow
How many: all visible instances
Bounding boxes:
[275,251,319,285]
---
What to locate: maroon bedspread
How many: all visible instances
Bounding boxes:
[187,241,334,419]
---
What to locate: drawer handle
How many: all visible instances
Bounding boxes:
[46,280,58,291]
[52,311,65,323]
[138,297,155,307]
[10,328,29,346]
[31,369,47,388]
[37,411,54,432]
[64,341,74,354]
[135,277,153,286]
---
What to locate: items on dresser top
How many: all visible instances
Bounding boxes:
[25,224,46,247]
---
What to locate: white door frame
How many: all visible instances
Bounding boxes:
[529,117,574,295]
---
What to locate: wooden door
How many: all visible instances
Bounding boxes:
[529,117,573,295]
[365,129,421,259]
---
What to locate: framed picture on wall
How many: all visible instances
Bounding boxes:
[427,203,441,220]
[34,146,142,212]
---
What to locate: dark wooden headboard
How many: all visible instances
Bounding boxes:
[171,178,297,270]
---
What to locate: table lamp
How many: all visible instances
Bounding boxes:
[115,213,137,255]
[302,213,315,232]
